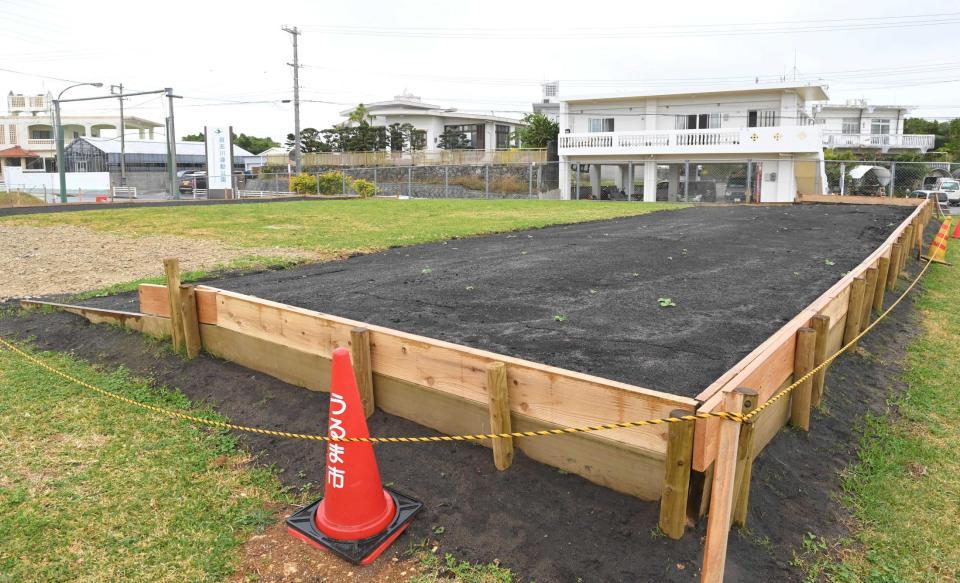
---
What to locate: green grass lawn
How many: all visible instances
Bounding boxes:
[2,199,683,255]
[800,243,960,581]
[0,192,44,208]
[0,342,291,582]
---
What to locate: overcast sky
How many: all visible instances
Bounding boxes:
[3,0,959,144]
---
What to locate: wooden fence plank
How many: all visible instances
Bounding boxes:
[731,387,759,528]
[659,409,696,539]
[163,258,185,352]
[810,315,830,407]
[790,328,816,431]
[180,285,202,359]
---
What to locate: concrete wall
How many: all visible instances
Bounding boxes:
[3,166,109,194]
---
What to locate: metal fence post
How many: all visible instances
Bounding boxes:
[373,166,378,193]
[275,173,279,194]
[407,166,412,197]
[746,160,753,204]
[628,162,633,202]
[683,160,690,201]
[342,171,347,195]
[839,162,846,196]
[444,166,449,197]
[528,162,534,197]
[889,162,897,197]
[485,165,490,198]
[575,164,581,200]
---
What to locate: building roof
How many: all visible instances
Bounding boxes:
[818,102,913,113]
[0,145,39,158]
[561,82,830,104]
[258,146,290,157]
[72,137,256,157]
[340,92,524,125]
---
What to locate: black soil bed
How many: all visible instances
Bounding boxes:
[81,203,910,397]
[0,250,923,581]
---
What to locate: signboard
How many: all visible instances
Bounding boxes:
[205,126,234,198]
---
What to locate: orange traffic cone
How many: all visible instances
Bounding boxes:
[921,218,953,265]
[952,220,960,239]
[287,347,422,565]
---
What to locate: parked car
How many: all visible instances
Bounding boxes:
[910,189,949,204]
[178,170,247,195]
[919,176,960,205]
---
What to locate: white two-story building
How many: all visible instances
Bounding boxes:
[340,91,524,152]
[814,100,934,153]
[558,82,830,203]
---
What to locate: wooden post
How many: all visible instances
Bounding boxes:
[789,327,816,431]
[843,276,866,349]
[810,315,830,407]
[700,390,745,583]
[486,361,513,471]
[163,258,185,353]
[887,243,902,291]
[350,327,375,418]
[731,387,759,528]
[900,226,913,278]
[874,255,890,313]
[179,285,202,359]
[860,266,878,328]
[697,464,714,519]
[659,409,696,539]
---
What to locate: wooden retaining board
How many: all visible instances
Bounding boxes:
[692,200,928,471]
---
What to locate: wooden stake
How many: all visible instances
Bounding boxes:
[350,327,375,418]
[860,266,878,328]
[697,464,714,519]
[874,256,890,313]
[179,285,202,359]
[731,387,759,528]
[900,226,913,278]
[843,276,866,349]
[163,258,185,353]
[789,327,816,431]
[700,390,745,583]
[659,409,696,539]
[887,243,902,291]
[486,361,513,470]
[810,315,830,407]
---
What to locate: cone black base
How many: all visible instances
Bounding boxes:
[287,487,423,565]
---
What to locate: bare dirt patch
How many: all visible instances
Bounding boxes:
[0,224,315,300]
[230,506,420,583]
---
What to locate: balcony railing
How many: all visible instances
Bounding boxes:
[558,126,823,156]
[822,133,935,151]
[27,139,55,147]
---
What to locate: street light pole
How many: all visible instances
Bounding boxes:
[55,81,103,203]
[282,25,302,175]
[111,83,126,187]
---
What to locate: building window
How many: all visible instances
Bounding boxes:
[675,114,720,130]
[29,128,53,140]
[442,124,483,149]
[8,125,17,144]
[842,118,860,134]
[747,109,778,127]
[495,124,512,149]
[25,157,46,171]
[870,119,891,135]
[588,118,614,132]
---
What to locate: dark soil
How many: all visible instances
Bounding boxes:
[0,208,932,582]
[81,204,911,398]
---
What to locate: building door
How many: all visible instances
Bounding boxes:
[74,160,87,172]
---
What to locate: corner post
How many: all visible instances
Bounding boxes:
[659,409,696,539]
[731,387,759,528]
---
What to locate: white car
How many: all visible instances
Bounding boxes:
[939,179,960,205]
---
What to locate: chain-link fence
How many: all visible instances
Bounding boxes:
[823,160,960,197]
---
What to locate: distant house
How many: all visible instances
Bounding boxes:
[532,81,560,122]
[340,91,525,151]
[813,100,935,153]
[0,91,162,172]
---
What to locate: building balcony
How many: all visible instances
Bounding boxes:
[558,126,823,158]
[822,133,935,152]
[26,139,55,147]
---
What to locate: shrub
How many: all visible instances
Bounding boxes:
[351,178,378,198]
[317,171,349,195]
[289,173,317,194]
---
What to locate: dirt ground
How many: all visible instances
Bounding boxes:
[0,224,313,300]
[83,203,910,397]
[0,215,932,582]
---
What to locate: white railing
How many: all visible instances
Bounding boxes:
[822,133,935,151]
[27,139,55,146]
[559,126,822,155]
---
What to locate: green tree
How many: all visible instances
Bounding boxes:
[438,128,470,149]
[513,113,559,148]
[182,132,205,142]
[234,133,279,155]
[285,128,330,153]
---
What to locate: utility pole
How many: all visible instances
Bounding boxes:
[166,87,179,199]
[282,25,302,175]
[111,83,126,186]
